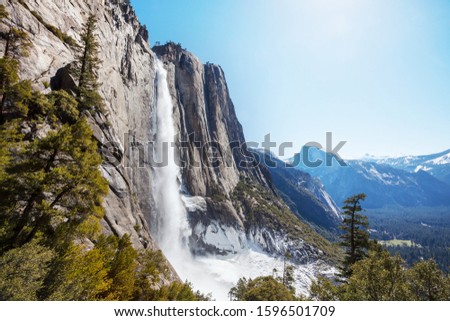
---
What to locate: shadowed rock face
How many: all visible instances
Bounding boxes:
[4,0,338,271]
[256,151,342,235]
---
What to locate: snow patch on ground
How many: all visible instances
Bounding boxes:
[193,221,247,254]
[182,195,207,213]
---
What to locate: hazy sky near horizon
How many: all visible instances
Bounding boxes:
[131,0,450,158]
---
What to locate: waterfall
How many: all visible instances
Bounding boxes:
[152,59,192,271]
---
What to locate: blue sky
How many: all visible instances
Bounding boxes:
[131,0,450,158]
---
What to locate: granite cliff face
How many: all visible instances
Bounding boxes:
[3,0,338,284]
[3,0,158,250]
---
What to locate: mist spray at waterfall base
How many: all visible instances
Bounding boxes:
[152,59,332,300]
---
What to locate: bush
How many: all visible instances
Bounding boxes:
[229,276,298,301]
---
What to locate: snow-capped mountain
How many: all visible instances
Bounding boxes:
[363,149,450,185]
[289,147,450,208]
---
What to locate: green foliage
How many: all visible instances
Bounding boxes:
[107,234,138,300]
[339,193,370,277]
[311,207,449,301]
[0,118,108,249]
[366,206,450,272]
[132,249,209,301]
[48,90,80,124]
[154,282,211,301]
[45,243,111,300]
[0,123,19,181]
[228,277,249,301]
[0,237,55,300]
[407,259,450,300]
[71,14,104,112]
[3,87,80,124]
[2,26,32,59]
[0,5,8,20]
[344,250,409,300]
[310,249,450,301]
[282,251,295,292]
[0,57,31,120]
[39,233,207,301]
[310,276,342,301]
[133,249,170,300]
[8,79,33,116]
[229,276,298,301]
[1,12,32,123]
[27,89,54,119]
[0,57,19,89]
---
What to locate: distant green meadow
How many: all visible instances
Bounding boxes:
[379,239,422,248]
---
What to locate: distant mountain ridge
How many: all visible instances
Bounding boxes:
[362,149,450,185]
[289,147,450,209]
[254,150,342,234]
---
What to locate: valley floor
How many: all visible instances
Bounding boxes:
[366,206,450,272]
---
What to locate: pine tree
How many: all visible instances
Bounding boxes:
[0,237,55,300]
[44,243,111,301]
[407,259,450,301]
[339,193,370,277]
[107,234,138,300]
[0,6,32,123]
[310,251,450,301]
[229,276,298,301]
[344,250,410,300]
[0,118,108,250]
[71,14,103,112]
[48,90,80,124]
[133,249,171,300]
[0,5,8,20]
[1,5,32,60]
[310,276,342,301]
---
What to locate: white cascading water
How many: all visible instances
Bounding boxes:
[153,59,191,258]
[152,59,335,300]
